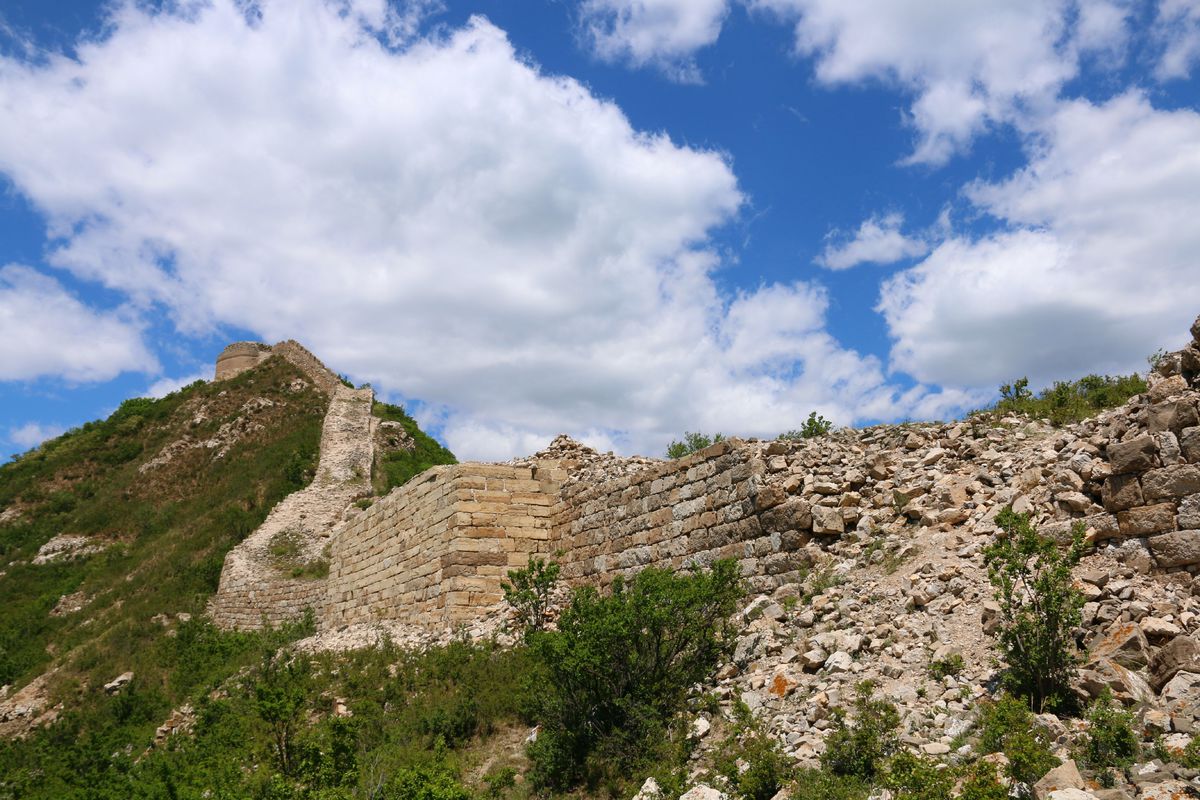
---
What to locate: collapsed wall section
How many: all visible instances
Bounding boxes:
[322,464,561,628]
[552,440,810,590]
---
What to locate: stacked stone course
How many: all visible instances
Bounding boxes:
[322,463,562,628]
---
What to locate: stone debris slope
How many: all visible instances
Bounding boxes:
[207,385,375,629]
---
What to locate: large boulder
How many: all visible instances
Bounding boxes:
[1148,530,1200,568]
[1150,636,1200,692]
[1119,504,1178,537]
[1078,658,1155,706]
[1142,465,1200,502]
[1091,622,1152,669]
[1108,435,1159,475]
[1033,760,1086,799]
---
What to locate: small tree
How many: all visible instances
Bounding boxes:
[501,557,560,635]
[527,560,743,790]
[781,412,834,440]
[666,432,724,459]
[984,507,1086,712]
[1078,691,1138,782]
[821,681,900,781]
[253,650,311,775]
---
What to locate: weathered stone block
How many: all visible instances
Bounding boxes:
[1182,427,1200,464]
[1117,503,1177,536]
[1149,530,1200,568]
[1181,494,1200,529]
[1107,434,1158,475]
[1145,399,1200,435]
[1102,473,1143,511]
[1143,464,1200,501]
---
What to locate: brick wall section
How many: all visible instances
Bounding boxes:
[322,463,562,628]
[551,440,810,591]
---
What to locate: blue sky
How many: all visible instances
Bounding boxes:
[1,0,1198,460]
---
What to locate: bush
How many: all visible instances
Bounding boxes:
[666,432,724,459]
[977,693,1060,789]
[1078,691,1139,778]
[992,374,1146,425]
[780,412,834,440]
[527,560,743,790]
[381,763,471,800]
[928,654,964,680]
[501,557,560,635]
[984,507,1086,712]
[958,761,1010,800]
[788,768,868,800]
[878,751,952,800]
[712,703,795,800]
[820,681,900,781]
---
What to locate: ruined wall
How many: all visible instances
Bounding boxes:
[551,441,811,592]
[214,340,343,396]
[322,463,561,628]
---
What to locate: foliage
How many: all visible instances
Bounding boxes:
[977,693,1060,790]
[711,702,795,800]
[984,507,1086,712]
[788,768,868,800]
[1078,691,1139,777]
[780,411,835,440]
[526,560,744,791]
[0,356,324,693]
[501,557,560,635]
[254,650,313,775]
[1180,735,1200,768]
[928,653,965,680]
[878,751,953,800]
[820,681,901,781]
[371,401,457,493]
[666,431,725,459]
[381,763,471,800]
[957,761,1011,800]
[992,373,1147,425]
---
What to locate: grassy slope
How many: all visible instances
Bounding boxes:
[0,357,326,697]
[371,401,457,495]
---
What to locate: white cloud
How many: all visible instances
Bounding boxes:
[817,213,929,270]
[0,265,155,382]
[145,372,209,398]
[0,1,949,459]
[578,0,729,82]
[1154,0,1200,79]
[8,421,67,450]
[746,0,1133,164]
[879,92,1200,390]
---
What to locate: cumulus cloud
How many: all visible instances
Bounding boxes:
[578,0,729,81]
[879,92,1200,390]
[817,213,929,270]
[0,265,155,382]
[8,421,67,450]
[0,0,948,459]
[747,0,1133,164]
[1154,0,1200,79]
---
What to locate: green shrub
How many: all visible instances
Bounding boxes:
[788,768,868,800]
[371,402,457,493]
[381,763,471,800]
[666,432,725,459]
[977,693,1060,790]
[527,560,743,790]
[820,681,900,781]
[712,703,795,800]
[928,654,965,680]
[1078,691,1139,777]
[253,650,312,776]
[957,761,1010,800]
[984,507,1086,712]
[878,751,952,800]
[501,557,560,635]
[992,374,1146,425]
[780,412,834,440]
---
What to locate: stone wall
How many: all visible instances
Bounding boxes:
[321,463,562,628]
[214,340,343,396]
[551,440,810,591]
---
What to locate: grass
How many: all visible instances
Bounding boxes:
[980,373,1147,426]
[371,401,457,494]
[0,356,325,695]
[267,528,331,579]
